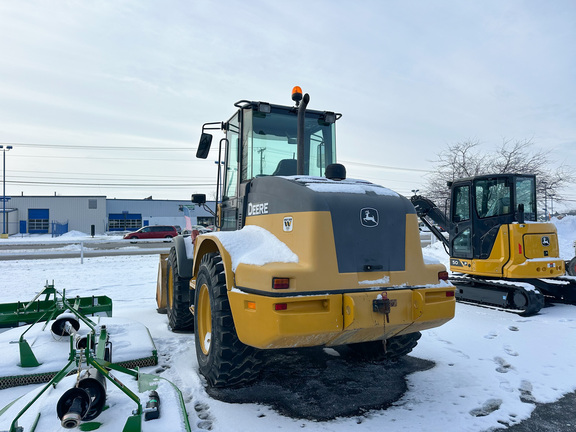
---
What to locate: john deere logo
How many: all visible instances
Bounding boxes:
[541,236,550,247]
[361,208,379,227]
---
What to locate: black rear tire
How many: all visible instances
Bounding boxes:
[346,332,421,361]
[194,253,262,387]
[567,257,576,276]
[166,247,194,331]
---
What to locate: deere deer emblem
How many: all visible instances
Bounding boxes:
[360,208,379,227]
[541,236,550,247]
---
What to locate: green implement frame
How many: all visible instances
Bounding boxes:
[2,320,191,432]
[0,281,112,329]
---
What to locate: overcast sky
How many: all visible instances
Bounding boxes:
[0,0,575,205]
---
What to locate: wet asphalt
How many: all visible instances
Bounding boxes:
[207,347,575,431]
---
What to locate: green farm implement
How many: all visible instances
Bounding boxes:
[0,281,112,329]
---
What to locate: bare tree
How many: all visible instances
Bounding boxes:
[424,139,574,216]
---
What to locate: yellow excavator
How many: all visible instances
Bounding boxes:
[156,87,455,387]
[411,174,576,316]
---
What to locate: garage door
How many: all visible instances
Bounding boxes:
[28,209,49,234]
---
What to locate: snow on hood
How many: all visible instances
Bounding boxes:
[281,175,399,196]
[206,225,298,272]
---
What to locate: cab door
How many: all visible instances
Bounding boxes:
[450,182,473,259]
[220,111,241,231]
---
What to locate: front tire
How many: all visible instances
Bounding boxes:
[166,247,194,331]
[194,253,261,387]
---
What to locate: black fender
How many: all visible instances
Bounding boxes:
[173,235,193,278]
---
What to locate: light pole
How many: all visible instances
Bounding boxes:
[1,145,13,238]
[411,189,419,196]
[541,181,548,220]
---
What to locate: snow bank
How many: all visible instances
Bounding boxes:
[1,232,123,243]
[552,215,576,260]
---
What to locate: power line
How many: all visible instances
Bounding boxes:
[9,154,211,162]
[340,159,431,173]
[9,169,209,180]
[0,141,197,151]
[8,173,213,182]
[7,180,216,188]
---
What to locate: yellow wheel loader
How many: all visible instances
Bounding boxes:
[411,173,576,316]
[157,87,455,387]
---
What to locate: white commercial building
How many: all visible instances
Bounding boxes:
[0,196,215,236]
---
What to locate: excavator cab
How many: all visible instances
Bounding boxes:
[450,174,535,260]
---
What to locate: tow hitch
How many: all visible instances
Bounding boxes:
[373,293,396,323]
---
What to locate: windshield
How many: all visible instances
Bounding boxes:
[475,178,511,218]
[240,108,337,181]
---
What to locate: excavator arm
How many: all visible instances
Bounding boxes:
[410,195,450,250]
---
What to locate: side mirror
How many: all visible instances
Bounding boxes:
[192,194,207,205]
[196,134,213,159]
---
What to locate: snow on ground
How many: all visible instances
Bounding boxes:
[2,230,124,243]
[0,218,576,431]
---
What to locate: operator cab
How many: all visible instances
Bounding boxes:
[197,87,341,230]
[450,173,537,260]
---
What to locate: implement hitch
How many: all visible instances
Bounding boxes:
[373,294,397,323]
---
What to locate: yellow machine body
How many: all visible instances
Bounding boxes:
[449,222,564,279]
[191,210,455,350]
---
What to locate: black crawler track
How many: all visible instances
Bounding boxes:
[451,274,576,316]
[450,276,545,316]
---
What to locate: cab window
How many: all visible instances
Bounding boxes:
[515,176,537,221]
[475,178,511,218]
[452,185,470,222]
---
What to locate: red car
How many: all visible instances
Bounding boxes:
[123,225,178,240]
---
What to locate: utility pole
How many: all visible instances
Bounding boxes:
[257,147,266,175]
[1,145,13,238]
[542,181,548,220]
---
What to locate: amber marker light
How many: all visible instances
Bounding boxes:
[272,278,290,289]
[247,301,256,310]
[292,86,303,105]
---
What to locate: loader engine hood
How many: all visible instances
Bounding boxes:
[244,175,414,274]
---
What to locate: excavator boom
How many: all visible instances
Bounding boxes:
[410,195,450,249]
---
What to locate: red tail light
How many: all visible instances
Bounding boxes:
[274,303,288,311]
[438,271,449,281]
[446,291,455,297]
[272,278,290,289]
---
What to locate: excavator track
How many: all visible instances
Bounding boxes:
[450,276,545,317]
[525,276,576,304]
